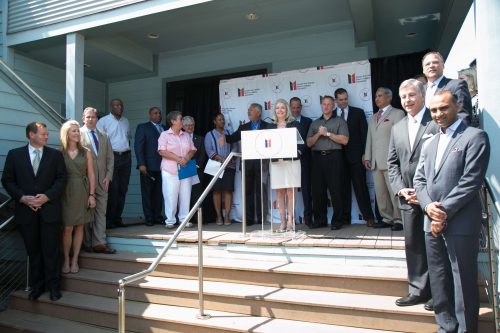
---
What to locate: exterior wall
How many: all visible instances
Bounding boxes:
[109,24,369,218]
[0,0,3,59]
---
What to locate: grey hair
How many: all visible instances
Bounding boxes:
[376,87,392,98]
[249,103,263,114]
[166,111,182,126]
[182,115,195,125]
[399,79,425,97]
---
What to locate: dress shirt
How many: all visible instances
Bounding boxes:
[425,76,444,108]
[83,126,99,155]
[307,115,349,151]
[152,122,163,134]
[434,118,462,172]
[337,106,349,121]
[28,144,44,165]
[407,107,426,151]
[295,115,302,123]
[96,113,130,152]
[250,120,261,130]
[158,128,196,174]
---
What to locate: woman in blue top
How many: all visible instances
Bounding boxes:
[204,113,238,225]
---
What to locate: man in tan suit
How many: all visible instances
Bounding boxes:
[363,87,405,229]
[80,107,116,254]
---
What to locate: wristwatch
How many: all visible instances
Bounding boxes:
[326,132,331,137]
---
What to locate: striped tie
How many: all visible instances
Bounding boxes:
[33,149,41,175]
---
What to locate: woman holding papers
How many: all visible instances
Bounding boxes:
[158,111,197,229]
[204,113,237,226]
[270,99,303,232]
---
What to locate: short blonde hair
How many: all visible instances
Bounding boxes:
[272,99,294,124]
[60,120,85,153]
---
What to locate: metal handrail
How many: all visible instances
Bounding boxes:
[117,152,241,333]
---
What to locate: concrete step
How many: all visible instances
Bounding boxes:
[9,290,408,333]
[79,250,410,297]
[61,268,493,333]
[0,308,125,333]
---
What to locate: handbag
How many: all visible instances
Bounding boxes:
[178,159,197,180]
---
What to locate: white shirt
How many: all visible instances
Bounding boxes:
[28,144,43,166]
[407,106,426,151]
[425,75,444,108]
[337,106,349,121]
[97,113,130,152]
[435,118,462,172]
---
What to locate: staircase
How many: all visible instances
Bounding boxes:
[0,226,495,333]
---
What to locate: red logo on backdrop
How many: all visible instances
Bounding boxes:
[347,73,356,84]
[237,88,245,96]
[264,101,272,110]
[289,81,297,91]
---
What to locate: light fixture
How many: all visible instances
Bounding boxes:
[147,33,159,39]
[245,12,259,21]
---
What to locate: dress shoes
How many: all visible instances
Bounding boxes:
[366,218,375,227]
[391,224,403,231]
[395,294,428,307]
[145,220,155,226]
[92,244,116,254]
[113,221,127,228]
[330,224,342,230]
[424,298,434,311]
[49,288,62,301]
[373,222,392,229]
[28,288,44,301]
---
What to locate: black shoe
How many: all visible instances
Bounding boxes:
[28,288,44,301]
[395,294,428,306]
[424,298,434,311]
[246,221,255,226]
[373,222,392,229]
[145,220,154,226]
[49,288,62,301]
[106,224,115,229]
[330,224,342,230]
[113,221,127,228]
[391,224,403,231]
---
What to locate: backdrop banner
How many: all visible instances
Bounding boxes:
[219,61,375,225]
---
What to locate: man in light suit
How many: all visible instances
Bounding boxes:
[2,122,67,301]
[81,107,116,254]
[422,51,472,124]
[134,107,165,226]
[363,87,405,229]
[388,79,438,309]
[334,88,375,227]
[290,97,313,226]
[414,91,490,333]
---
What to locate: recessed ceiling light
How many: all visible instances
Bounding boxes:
[147,33,159,39]
[406,32,418,37]
[245,12,259,21]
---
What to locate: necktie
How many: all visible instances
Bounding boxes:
[377,110,383,122]
[156,124,163,134]
[340,108,345,120]
[33,149,41,175]
[91,130,99,154]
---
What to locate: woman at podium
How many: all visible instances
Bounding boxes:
[269,99,304,232]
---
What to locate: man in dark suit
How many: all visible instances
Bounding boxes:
[334,88,375,227]
[2,122,67,301]
[422,51,472,124]
[388,79,438,310]
[289,97,312,226]
[224,103,271,225]
[134,107,166,226]
[414,90,490,333]
[182,116,206,224]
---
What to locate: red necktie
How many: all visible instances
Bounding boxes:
[377,110,383,122]
[340,108,345,119]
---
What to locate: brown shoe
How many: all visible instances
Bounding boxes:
[366,218,375,227]
[92,244,116,254]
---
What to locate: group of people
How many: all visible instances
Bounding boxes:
[1,51,490,333]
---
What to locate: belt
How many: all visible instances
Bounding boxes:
[314,150,338,156]
[113,150,131,156]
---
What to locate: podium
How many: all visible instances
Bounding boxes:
[241,127,305,238]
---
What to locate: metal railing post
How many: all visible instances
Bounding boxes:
[242,159,247,236]
[24,256,30,292]
[118,283,125,333]
[196,208,210,320]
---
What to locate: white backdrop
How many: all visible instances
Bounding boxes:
[219,61,376,224]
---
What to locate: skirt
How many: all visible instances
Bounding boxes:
[270,160,301,189]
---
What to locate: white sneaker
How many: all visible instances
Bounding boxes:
[165,224,175,229]
[186,222,193,228]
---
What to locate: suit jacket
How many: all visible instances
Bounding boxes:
[435,77,472,124]
[268,121,305,157]
[338,106,368,164]
[81,127,114,194]
[364,106,406,171]
[414,122,490,235]
[134,122,165,172]
[192,133,206,178]
[295,116,312,162]
[1,145,67,224]
[387,109,439,210]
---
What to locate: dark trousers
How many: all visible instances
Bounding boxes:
[190,172,204,223]
[342,159,374,221]
[139,170,163,222]
[300,157,312,223]
[18,216,61,291]
[244,160,264,224]
[107,153,131,225]
[311,150,344,227]
[425,232,479,333]
[401,207,431,298]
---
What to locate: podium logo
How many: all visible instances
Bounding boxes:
[317,66,324,70]
[347,73,356,84]
[289,81,297,91]
[264,101,272,110]
[264,139,272,148]
[237,88,245,96]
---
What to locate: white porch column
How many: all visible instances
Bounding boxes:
[66,33,84,122]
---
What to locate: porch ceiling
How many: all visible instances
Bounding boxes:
[11,0,472,81]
